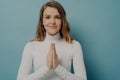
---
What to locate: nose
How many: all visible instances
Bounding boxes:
[50,18,55,24]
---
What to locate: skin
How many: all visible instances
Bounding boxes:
[47,43,59,70]
[43,7,61,70]
[43,7,61,36]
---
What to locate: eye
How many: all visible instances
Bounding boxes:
[45,16,50,19]
[55,16,61,19]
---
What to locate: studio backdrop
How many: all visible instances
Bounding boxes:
[0,0,120,80]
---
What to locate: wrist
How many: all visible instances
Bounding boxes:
[53,64,60,71]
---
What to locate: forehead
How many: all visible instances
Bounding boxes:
[43,7,60,16]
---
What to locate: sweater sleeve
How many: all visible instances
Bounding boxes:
[17,42,49,80]
[54,41,87,80]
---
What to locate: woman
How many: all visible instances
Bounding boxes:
[17,1,87,80]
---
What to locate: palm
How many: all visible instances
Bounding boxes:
[47,43,59,70]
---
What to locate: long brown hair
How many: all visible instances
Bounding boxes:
[32,0,73,43]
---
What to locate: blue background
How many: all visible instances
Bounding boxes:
[0,0,120,80]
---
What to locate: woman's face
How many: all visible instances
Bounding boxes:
[43,6,62,36]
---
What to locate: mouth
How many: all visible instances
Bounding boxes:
[48,26,57,29]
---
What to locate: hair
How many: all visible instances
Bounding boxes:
[32,0,73,43]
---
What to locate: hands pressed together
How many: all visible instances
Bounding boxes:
[46,43,59,70]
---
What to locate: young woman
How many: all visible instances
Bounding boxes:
[17,1,87,80]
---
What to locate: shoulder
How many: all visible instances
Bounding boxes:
[24,41,41,49]
[72,40,84,57]
[71,40,83,52]
[72,40,82,47]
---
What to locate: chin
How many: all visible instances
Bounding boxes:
[49,32,58,35]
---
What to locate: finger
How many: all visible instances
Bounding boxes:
[51,43,56,56]
[51,43,55,49]
[51,43,56,53]
[48,43,53,56]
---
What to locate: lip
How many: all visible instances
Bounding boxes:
[48,26,57,29]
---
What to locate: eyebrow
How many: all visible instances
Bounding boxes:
[44,14,61,17]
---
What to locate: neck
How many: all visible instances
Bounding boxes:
[45,32,61,41]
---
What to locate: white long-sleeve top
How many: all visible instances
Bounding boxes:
[17,32,87,80]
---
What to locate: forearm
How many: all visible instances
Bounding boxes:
[17,65,49,80]
[54,64,87,80]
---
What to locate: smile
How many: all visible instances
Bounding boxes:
[48,26,57,29]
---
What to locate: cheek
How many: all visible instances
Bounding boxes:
[58,20,62,27]
[42,19,45,25]
[57,25,62,31]
[43,19,48,26]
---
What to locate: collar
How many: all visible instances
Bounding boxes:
[45,32,61,42]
